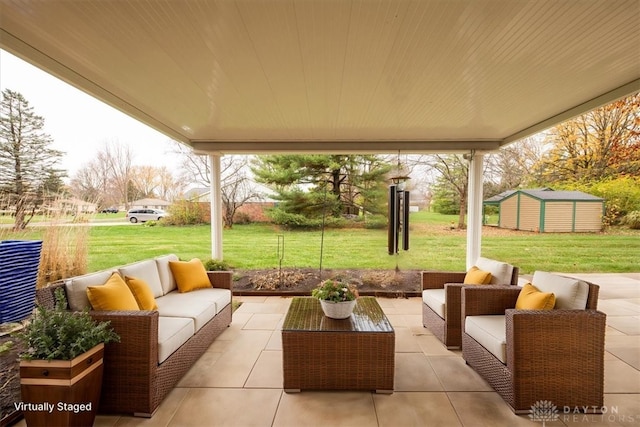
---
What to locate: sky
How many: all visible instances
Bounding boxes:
[0,49,184,179]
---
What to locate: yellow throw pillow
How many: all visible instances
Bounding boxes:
[86,273,140,311]
[516,283,556,310]
[463,266,493,285]
[169,258,211,293]
[124,276,158,310]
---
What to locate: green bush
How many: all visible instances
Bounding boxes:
[15,289,119,360]
[234,211,252,225]
[267,208,346,229]
[624,211,640,229]
[203,258,230,271]
[562,177,640,222]
[363,215,387,229]
[164,201,209,225]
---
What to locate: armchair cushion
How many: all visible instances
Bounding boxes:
[464,315,507,363]
[476,257,514,285]
[515,283,555,310]
[531,271,590,309]
[422,289,446,318]
[464,266,492,285]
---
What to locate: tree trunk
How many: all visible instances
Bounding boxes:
[458,193,466,229]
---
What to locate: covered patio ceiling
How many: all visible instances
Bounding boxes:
[1,0,638,156]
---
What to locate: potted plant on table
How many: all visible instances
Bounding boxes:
[14,288,119,427]
[312,279,359,319]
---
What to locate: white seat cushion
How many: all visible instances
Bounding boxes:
[531,271,590,310]
[465,315,507,363]
[155,254,179,295]
[423,289,446,319]
[172,288,232,314]
[118,259,164,298]
[65,270,116,311]
[155,291,217,331]
[475,257,514,285]
[158,316,194,363]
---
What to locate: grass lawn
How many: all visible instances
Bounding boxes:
[3,211,638,274]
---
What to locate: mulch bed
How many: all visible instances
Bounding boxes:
[0,335,23,427]
[231,268,422,297]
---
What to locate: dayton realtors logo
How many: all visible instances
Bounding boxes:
[529,400,559,426]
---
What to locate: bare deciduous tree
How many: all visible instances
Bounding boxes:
[98,141,134,209]
[171,141,262,227]
[220,156,263,228]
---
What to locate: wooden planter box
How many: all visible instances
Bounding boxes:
[19,344,104,427]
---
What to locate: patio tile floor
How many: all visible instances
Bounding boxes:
[14,274,639,426]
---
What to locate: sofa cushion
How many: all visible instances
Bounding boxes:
[464,266,492,285]
[173,288,232,315]
[476,257,514,285]
[423,289,446,319]
[86,273,140,311]
[515,283,555,310]
[155,254,179,295]
[531,271,590,310]
[65,269,117,311]
[124,276,159,311]
[465,315,507,363]
[155,291,217,331]
[158,316,194,364]
[169,259,211,293]
[118,260,163,298]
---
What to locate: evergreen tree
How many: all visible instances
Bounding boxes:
[251,154,391,227]
[0,89,64,229]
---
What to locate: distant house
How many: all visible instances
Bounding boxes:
[484,189,604,233]
[46,198,97,215]
[129,198,171,210]
[183,186,275,223]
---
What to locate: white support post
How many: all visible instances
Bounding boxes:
[466,152,484,269]
[209,154,223,260]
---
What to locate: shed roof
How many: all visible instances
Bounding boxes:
[484,189,603,203]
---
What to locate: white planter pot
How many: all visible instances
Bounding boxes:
[319,299,356,319]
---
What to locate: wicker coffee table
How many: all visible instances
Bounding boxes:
[282,296,395,393]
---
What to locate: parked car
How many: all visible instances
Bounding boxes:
[126,209,168,223]
[101,207,119,213]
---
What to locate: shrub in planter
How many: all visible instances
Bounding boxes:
[14,289,119,426]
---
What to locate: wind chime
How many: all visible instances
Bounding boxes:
[388,155,410,255]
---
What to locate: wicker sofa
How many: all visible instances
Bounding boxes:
[35,254,232,417]
[461,271,605,413]
[422,257,519,348]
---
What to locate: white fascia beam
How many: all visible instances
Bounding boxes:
[191,140,502,155]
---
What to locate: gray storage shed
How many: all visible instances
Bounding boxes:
[484,189,604,233]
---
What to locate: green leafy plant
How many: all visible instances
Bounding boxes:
[14,288,120,360]
[311,279,358,302]
[203,258,230,271]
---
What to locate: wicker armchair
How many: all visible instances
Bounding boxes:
[422,258,518,348]
[461,275,605,414]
